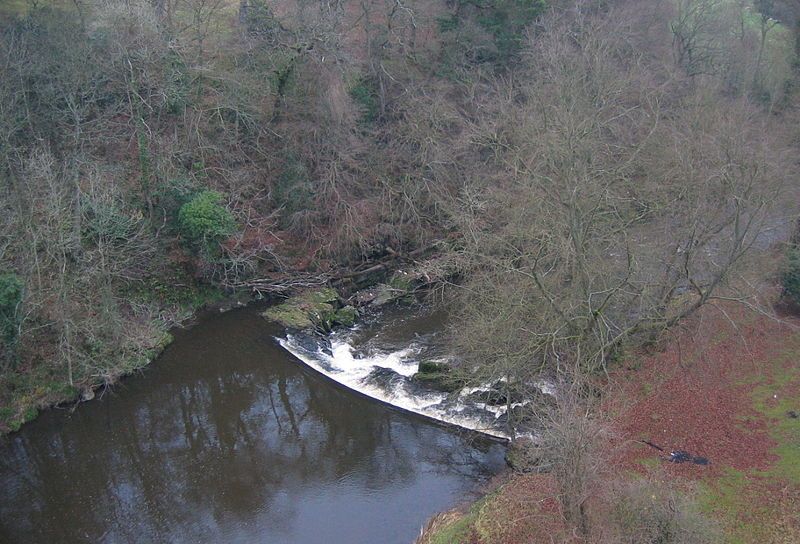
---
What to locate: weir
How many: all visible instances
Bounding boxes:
[280,331,513,440]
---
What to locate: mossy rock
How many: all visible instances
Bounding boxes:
[261,287,345,331]
[388,272,414,292]
[334,306,358,327]
[308,303,337,332]
[418,360,450,374]
[413,371,465,393]
[368,284,396,306]
[505,437,543,472]
[263,303,316,329]
[297,287,339,305]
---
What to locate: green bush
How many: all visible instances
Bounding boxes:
[782,248,800,304]
[0,273,23,346]
[177,190,236,248]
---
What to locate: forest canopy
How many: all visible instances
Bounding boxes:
[0,0,798,443]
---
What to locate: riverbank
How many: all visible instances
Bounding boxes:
[418,303,800,543]
[0,281,241,434]
[0,266,424,435]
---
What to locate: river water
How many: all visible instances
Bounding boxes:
[0,304,505,544]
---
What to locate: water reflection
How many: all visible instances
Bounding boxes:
[0,306,504,544]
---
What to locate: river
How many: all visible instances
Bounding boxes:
[0,304,505,544]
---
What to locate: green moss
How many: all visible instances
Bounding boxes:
[128,274,225,311]
[297,287,339,305]
[7,418,23,432]
[423,492,502,544]
[44,382,79,399]
[261,287,344,331]
[263,304,315,329]
[309,303,337,332]
[334,306,357,327]
[0,311,176,435]
[388,272,414,293]
[146,332,174,360]
[21,405,37,423]
[413,370,465,393]
[415,361,463,391]
[418,360,450,374]
[427,514,474,544]
[4,404,39,433]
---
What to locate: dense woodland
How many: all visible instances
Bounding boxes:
[2,0,800,539]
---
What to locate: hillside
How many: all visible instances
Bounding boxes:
[2,0,800,541]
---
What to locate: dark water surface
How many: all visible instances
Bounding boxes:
[0,305,505,544]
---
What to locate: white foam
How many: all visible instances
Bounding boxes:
[279,333,509,439]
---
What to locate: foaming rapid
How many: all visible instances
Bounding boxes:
[278,329,513,439]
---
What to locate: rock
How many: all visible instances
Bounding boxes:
[261,287,343,331]
[412,370,465,393]
[505,437,545,472]
[299,287,339,305]
[334,306,358,327]
[308,304,337,332]
[418,360,450,374]
[371,284,399,306]
[388,271,415,294]
[352,275,415,308]
[465,386,508,407]
[362,367,406,394]
[493,405,536,432]
[290,331,331,355]
[262,303,316,329]
[464,380,528,407]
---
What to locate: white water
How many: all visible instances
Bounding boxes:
[279,331,512,439]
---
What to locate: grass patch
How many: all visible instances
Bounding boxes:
[698,468,764,544]
[637,456,661,470]
[427,512,475,544]
[423,494,495,544]
[698,335,800,543]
